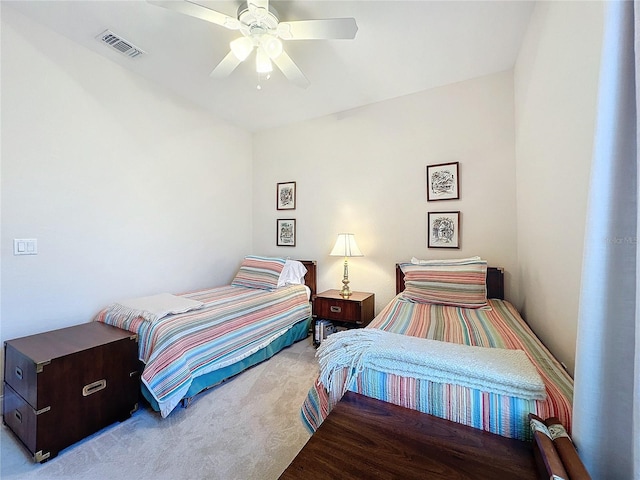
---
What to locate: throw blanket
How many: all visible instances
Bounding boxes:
[108,293,204,323]
[317,329,547,404]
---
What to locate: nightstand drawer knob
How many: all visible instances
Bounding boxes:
[330,306,342,313]
[82,379,106,396]
[14,410,22,423]
[14,366,23,380]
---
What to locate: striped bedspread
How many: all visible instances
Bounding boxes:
[301,296,573,441]
[95,284,311,417]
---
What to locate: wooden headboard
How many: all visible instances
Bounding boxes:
[300,260,317,300]
[395,264,505,300]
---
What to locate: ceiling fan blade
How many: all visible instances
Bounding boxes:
[148,0,240,30]
[210,50,243,78]
[247,0,269,11]
[277,18,358,40]
[272,51,309,89]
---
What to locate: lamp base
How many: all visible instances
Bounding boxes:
[340,283,352,298]
[340,258,352,297]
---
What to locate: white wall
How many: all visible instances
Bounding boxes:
[0,1,607,390]
[514,1,604,374]
[0,8,253,351]
[253,71,518,312]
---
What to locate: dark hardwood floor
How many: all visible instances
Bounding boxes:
[280,391,538,479]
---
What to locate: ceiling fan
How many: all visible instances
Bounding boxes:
[148,0,358,88]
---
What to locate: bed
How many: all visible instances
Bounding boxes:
[94,256,316,418]
[301,258,573,442]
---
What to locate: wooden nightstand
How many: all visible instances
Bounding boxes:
[313,290,375,346]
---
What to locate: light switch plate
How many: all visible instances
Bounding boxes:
[14,238,37,255]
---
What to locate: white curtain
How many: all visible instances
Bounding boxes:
[573,1,639,479]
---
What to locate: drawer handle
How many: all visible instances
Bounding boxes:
[14,410,22,423]
[15,366,23,380]
[330,306,342,313]
[82,379,106,397]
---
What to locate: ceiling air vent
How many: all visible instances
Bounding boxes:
[96,30,145,58]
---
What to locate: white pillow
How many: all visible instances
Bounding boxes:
[277,260,308,287]
[409,256,482,266]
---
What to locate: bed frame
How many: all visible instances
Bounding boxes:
[300,260,317,299]
[395,264,504,299]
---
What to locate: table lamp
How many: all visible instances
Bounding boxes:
[330,233,363,297]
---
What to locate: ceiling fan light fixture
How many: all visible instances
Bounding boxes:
[256,47,273,73]
[148,0,358,88]
[261,35,283,59]
[230,36,254,61]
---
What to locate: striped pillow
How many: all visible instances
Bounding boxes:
[231,255,286,290]
[401,259,488,308]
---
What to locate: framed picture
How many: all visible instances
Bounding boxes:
[427,211,460,248]
[277,181,296,210]
[276,219,296,247]
[426,162,459,201]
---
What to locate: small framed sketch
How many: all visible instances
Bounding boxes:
[277,219,296,247]
[277,181,296,210]
[428,211,460,248]
[426,162,459,201]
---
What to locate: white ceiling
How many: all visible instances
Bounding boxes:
[5,0,535,132]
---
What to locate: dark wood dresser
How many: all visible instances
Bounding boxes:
[2,322,139,462]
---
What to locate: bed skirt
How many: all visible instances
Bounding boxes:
[301,369,541,441]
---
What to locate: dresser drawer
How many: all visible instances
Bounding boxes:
[4,343,67,411]
[5,323,139,411]
[3,382,54,462]
[4,383,38,456]
[4,345,42,409]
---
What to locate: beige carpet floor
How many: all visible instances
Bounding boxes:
[0,337,319,480]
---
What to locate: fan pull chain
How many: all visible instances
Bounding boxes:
[256,72,271,90]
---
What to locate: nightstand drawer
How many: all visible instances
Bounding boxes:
[315,297,361,324]
[314,290,375,326]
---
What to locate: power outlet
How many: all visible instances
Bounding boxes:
[14,238,38,255]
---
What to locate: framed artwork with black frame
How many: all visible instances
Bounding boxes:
[277,219,296,247]
[427,211,460,248]
[277,181,296,210]
[426,162,459,201]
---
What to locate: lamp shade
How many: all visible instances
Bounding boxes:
[261,35,283,59]
[330,233,363,257]
[230,36,254,61]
